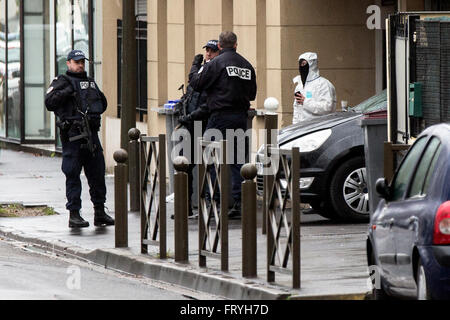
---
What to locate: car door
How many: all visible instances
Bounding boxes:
[392,137,443,289]
[372,200,397,284]
[374,136,428,287]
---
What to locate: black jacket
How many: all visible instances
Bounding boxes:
[186,64,209,121]
[189,48,257,113]
[45,71,107,121]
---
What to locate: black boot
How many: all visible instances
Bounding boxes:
[69,210,90,228]
[228,200,241,220]
[94,205,115,227]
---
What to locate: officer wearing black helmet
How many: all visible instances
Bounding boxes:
[189,31,257,219]
[45,49,114,229]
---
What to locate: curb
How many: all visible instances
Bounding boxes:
[289,293,372,300]
[0,227,372,300]
[0,228,292,300]
[0,140,62,158]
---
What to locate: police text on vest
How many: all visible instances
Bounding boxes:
[226,66,251,80]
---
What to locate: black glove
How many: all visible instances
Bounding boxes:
[178,114,192,126]
[61,84,74,96]
[56,119,71,131]
[192,54,204,66]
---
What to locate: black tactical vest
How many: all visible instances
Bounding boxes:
[62,73,104,115]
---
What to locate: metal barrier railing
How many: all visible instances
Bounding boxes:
[265,145,301,289]
[140,134,167,258]
[197,139,229,271]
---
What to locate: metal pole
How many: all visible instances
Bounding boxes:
[198,138,206,268]
[140,134,147,254]
[266,144,275,283]
[174,156,189,263]
[120,0,137,152]
[158,134,167,259]
[128,128,141,212]
[220,140,229,272]
[114,149,129,248]
[383,142,393,183]
[241,164,257,278]
[263,113,278,234]
[291,147,301,289]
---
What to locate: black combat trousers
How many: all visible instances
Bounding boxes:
[61,133,106,211]
[205,111,248,203]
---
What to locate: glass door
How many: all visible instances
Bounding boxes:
[6,0,21,140]
[0,0,6,137]
[23,0,55,142]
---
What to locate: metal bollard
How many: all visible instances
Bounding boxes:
[114,149,129,248]
[173,156,189,263]
[128,128,141,212]
[241,163,258,278]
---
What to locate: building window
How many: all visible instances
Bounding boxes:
[56,0,72,75]
[0,0,95,146]
[7,0,21,140]
[56,0,91,76]
[425,0,450,10]
[117,17,147,122]
[23,0,54,140]
[0,0,6,138]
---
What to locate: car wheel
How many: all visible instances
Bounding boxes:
[310,201,341,221]
[329,156,370,222]
[416,259,432,300]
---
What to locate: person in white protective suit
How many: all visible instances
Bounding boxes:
[292,52,337,124]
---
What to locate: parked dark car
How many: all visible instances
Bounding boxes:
[367,123,450,300]
[255,91,387,222]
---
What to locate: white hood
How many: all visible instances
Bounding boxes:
[292,52,337,124]
[297,52,320,83]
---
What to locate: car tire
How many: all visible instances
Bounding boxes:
[416,259,432,300]
[310,201,341,221]
[329,156,370,222]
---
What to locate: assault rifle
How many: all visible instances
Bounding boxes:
[173,84,194,130]
[69,110,97,156]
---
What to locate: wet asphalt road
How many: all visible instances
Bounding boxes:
[0,238,202,300]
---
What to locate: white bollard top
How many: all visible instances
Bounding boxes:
[264,97,279,115]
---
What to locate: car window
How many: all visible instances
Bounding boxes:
[390,137,428,202]
[408,137,442,198]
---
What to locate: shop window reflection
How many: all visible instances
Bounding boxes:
[0,0,5,137]
[24,0,54,140]
[56,0,72,75]
[7,0,21,139]
[73,0,89,74]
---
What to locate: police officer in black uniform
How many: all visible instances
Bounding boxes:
[45,49,114,229]
[174,40,220,219]
[189,31,257,219]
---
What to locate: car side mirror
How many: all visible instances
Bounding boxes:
[375,178,390,200]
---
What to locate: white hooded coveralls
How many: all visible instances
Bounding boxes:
[292,52,337,124]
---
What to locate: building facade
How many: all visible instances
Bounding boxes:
[1,0,448,172]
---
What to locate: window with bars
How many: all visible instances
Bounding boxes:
[117,18,147,122]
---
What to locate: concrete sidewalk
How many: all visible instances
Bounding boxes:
[0,149,372,300]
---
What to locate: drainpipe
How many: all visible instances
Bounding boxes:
[120,0,137,152]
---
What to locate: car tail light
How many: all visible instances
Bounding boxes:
[433,201,450,245]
